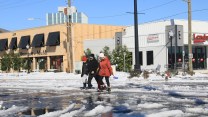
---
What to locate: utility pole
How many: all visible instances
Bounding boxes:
[134,0,141,71]
[65,0,73,72]
[188,0,193,72]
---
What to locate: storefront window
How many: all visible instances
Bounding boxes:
[168,46,183,69]
[36,57,47,71]
[191,46,207,69]
[50,56,63,72]
[172,46,207,70]
[147,51,153,65]
[139,51,143,65]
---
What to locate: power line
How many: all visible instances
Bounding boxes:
[89,13,129,19]
[139,0,178,12]
[141,8,208,24]
[74,8,208,39]
[88,0,178,19]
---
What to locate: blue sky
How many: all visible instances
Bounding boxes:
[1,0,208,31]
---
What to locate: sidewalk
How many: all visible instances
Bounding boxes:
[193,69,208,74]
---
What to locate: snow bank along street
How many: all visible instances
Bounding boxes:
[0,72,208,116]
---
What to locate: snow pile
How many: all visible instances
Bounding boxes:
[0,105,28,116]
[38,104,75,117]
[147,110,184,117]
[84,105,113,116]
[0,101,3,109]
[137,103,163,109]
[60,106,85,117]
[186,107,208,115]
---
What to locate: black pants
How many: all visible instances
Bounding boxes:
[88,74,98,88]
[99,76,110,87]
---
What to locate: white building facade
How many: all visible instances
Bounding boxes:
[46,6,88,25]
[123,19,208,72]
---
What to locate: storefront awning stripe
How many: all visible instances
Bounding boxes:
[18,36,30,49]
[9,37,17,49]
[31,34,44,47]
[46,31,60,46]
[0,39,8,51]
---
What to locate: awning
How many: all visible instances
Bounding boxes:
[18,36,30,49]
[31,34,44,47]
[46,31,60,46]
[9,37,17,50]
[0,39,8,51]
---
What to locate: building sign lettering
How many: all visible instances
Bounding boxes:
[20,50,47,56]
[193,34,208,43]
[147,34,159,43]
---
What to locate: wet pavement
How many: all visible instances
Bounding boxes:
[0,81,208,117]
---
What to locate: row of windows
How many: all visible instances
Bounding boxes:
[139,50,154,66]
[0,31,60,51]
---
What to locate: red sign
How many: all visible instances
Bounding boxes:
[147,34,159,43]
[193,34,208,43]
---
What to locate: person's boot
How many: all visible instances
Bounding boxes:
[107,87,111,92]
[87,83,92,89]
[101,85,106,90]
[83,83,86,89]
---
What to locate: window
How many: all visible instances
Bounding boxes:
[46,31,60,46]
[139,51,143,65]
[9,37,17,50]
[31,34,44,47]
[18,35,30,49]
[147,51,153,65]
[0,39,8,51]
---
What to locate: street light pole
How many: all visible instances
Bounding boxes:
[26,44,30,74]
[64,0,73,73]
[169,31,174,69]
[134,0,141,71]
[188,0,193,72]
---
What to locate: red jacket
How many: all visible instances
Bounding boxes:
[98,57,113,77]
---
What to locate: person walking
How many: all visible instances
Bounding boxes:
[80,55,88,89]
[98,53,113,92]
[87,54,99,89]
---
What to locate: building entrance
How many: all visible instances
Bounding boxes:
[168,46,207,70]
[192,46,206,69]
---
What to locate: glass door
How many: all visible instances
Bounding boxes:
[193,47,206,69]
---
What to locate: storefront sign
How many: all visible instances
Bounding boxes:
[147,34,159,43]
[20,50,47,56]
[193,34,208,43]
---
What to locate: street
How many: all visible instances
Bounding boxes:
[0,76,207,117]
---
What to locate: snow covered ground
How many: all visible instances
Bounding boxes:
[0,71,207,117]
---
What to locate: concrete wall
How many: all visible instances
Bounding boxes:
[84,39,115,56]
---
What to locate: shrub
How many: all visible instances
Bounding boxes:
[128,70,141,78]
[142,70,149,79]
[187,71,195,76]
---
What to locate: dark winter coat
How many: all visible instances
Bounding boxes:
[87,57,99,76]
[81,62,88,77]
[98,57,113,77]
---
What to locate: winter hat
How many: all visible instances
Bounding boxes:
[89,54,95,58]
[82,56,87,62]
[99,53,105,58]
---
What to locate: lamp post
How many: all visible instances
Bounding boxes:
[26,44,30,74]
[134,0,141,71]
[169,30,174,69]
